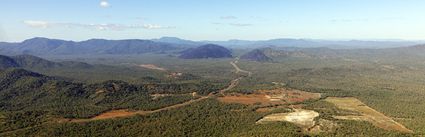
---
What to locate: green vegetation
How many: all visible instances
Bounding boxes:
[2,46,425,136]
[0,68,222,119]
[1,99,413,137]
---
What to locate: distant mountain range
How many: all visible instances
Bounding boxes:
[152,37,424,49]
[0,37,181,56]
[0,37,424,57]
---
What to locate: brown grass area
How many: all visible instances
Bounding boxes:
[60,110,136,123]
[92,110,135,120]
[218,94,271,105]
[139,64,167,71]
[218,88,321,105]
[325,97,413,133]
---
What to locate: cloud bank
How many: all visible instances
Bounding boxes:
[23,20,174,30]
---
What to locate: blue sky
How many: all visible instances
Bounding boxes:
[1,0,425,42]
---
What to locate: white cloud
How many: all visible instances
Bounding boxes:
[23,20,174,30]
[143,24,174,29]
[220,16,237,20]
[100,1,110,8]
[23,20,50,28]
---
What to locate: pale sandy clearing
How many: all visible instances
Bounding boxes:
[139,64,167,71]
[256,109,319,128]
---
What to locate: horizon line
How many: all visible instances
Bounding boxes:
[2,36,425,43]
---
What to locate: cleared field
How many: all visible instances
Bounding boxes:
[218,88,321,105]
[259,88,321,103]
[325,97,413,133]
[256,109,337,133]
[139,64,167,71]
[256,109,319,128]
[218,94,270,105]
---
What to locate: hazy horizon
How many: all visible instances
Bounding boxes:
[2,36,425,43]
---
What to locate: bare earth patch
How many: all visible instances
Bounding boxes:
[139,64,167,71]
[257,109,319,128]
[259,88,321,103]
[61,110,137,123]
[325,97,413,133]
[218,88,321,105]
[256,109,336,133]
[92,109,135,120]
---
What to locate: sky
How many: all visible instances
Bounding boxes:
[1,0,425,42]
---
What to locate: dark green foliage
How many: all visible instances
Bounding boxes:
[0,111,47,133]
[1,99,264,137]
[0,55,19,69]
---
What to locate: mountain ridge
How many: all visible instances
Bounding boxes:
[0,37,180,56]
[0,54,92,70]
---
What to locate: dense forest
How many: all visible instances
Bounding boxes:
[0,68,222,118]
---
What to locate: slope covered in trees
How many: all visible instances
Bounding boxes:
[0,68,221,119]
[240,49,272,62]
[179,44,232,59]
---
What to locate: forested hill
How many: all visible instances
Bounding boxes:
[179,44,233,59]
[0,55,19,69]
[0,54,92,70]
[0,68,221,119]
[240,49,272,62]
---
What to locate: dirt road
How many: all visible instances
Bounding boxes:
[231,57,252,76]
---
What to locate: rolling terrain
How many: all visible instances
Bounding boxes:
[1,39,425,136]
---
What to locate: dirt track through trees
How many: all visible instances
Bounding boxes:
[65,58,251,123]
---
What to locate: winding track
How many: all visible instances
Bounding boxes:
[66,58,252,122]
